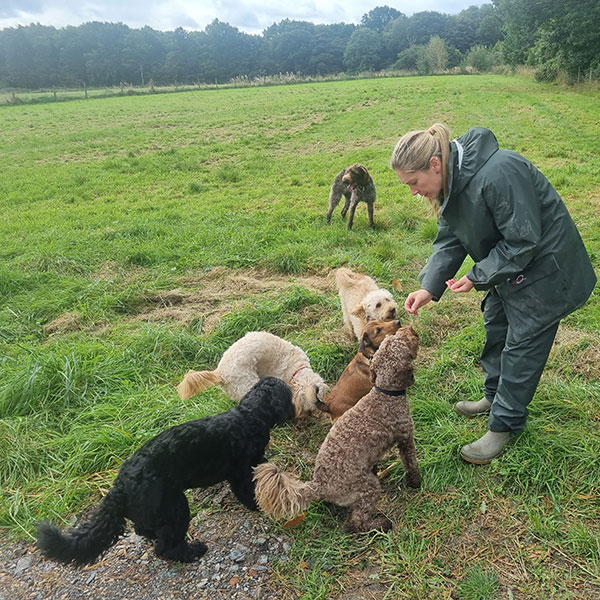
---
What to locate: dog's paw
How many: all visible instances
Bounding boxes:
[346,513,392,534]
[406,472,421,489]
[189,541,209,559]
[369,514,393,532]
[156,540,208,562]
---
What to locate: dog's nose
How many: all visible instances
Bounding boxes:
[388,307,396,318]
[394,319,402,326]
[397,325,418,337]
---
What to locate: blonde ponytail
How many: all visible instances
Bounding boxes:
[391,123,451,216]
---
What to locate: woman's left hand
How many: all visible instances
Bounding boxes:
[445,276,474,293]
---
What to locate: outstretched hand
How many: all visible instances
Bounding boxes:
[445,276,474,293]
[404,289,433,315]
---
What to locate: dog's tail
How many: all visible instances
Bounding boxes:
[177,369,222,400]
[335,267,360,288]
[36,485,127,566]
[253,463,317,521]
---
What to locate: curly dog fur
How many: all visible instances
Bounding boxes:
[336,267,398,340]
[315,319,402,422]
[326,163,376,230]
[36,377,295,565]
[177,331,328,418]
[254,327,420,533]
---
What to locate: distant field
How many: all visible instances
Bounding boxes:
[1,74,599,599]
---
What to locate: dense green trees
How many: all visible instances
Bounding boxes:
[344,28,383,72]
[361,6,404,33]
[495,0,600,80]
[0,2,596,89]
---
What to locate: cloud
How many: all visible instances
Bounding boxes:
[0,0,492,34]
[0,0,44,19]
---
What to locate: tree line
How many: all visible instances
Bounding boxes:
[0,1,597,90]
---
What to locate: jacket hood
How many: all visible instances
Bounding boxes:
[441,127,499,213]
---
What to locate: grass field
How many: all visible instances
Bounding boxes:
[1,73,599,599]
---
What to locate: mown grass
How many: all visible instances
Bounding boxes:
[1,74,599,598]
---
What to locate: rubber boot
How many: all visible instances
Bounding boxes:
[460,430,511,465]
[455,397,492,417]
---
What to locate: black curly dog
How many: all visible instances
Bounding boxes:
[36,377,294,565]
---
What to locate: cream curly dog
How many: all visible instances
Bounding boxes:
[254,326,420,533]
[177,331,328,418]
[336,267,398,340]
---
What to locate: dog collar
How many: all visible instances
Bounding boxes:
[374,386,406,396]
[290,366,309,380]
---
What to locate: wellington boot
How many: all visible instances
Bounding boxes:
[460,430,511,465]
[454,397,492,418]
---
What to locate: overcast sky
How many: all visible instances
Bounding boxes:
[0,1,493,35]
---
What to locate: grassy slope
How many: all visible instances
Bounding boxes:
[0,74,599,599]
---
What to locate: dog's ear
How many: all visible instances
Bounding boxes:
[359,330,376,357]
[350,303,366,318]
[395,365,415,389]
[357,165,369,185]
[296,384,319,417]
[358,331,368,354]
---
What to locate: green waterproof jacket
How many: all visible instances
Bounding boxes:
[419,127,597,341]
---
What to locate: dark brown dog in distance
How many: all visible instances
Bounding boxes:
[316,319,402,421]
[326,164,376,230]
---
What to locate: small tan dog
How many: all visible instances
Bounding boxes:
[316,319,402,421]
[336,267,398,340]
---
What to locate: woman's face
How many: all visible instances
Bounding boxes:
[395,156,443,201]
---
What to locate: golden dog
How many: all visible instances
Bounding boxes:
[335,267,398,340]
[316,319,402,421]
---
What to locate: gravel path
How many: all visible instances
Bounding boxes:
[0,483,297,600]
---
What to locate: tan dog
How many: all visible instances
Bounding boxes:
[336,267,398,340]
[316,319,402,421]
[254,326,420,533]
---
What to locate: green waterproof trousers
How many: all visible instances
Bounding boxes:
[480,289,559,434]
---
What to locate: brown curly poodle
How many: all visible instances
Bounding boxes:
[254,327,420,533]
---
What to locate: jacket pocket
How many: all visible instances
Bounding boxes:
[496,254,574,341]
[499,253,559,296]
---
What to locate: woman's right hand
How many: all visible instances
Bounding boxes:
[404,289,434,315]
